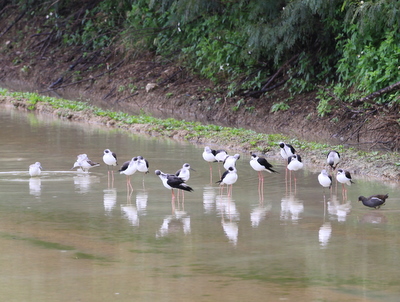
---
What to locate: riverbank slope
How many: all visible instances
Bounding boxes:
[1,93,399,183]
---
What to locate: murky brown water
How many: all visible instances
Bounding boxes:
[0,106,399,302]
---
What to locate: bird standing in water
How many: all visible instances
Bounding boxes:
[216,166,238,197]
[358,194,388,209]
[119,157,138,193]
[202,146,217,183]
[279,142,296,160]
[155,170,194,200]
[29,162,42,177]
[327,150,340,170]
[250,153,278,200]
[175,163,194,199]
[318,169,332,193]
[336,169,353,199]
[136,155,149,188]
[103,149,118,186]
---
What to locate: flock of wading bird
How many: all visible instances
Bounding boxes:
[27,142,388,209]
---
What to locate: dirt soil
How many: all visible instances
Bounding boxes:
[0,10,399,182]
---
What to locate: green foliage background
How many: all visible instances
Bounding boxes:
[2,0,400,113]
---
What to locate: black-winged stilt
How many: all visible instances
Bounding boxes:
[29,162,42,177]
[119,157,138,192]
[250,153,278,200]
[358,194,388,209]
[287,154,303,187]
[103,149,117,169]
[136,155,149,187]
[336,169,354,198]
[215,149,228,162]
[215,149,228,177]
[72,154,100,173]
[202,146,217,182]
[250,153,277,177]
[175,163,194,199]
[216,166,238,197]
[175,163,193,182]
[327,150,340,170]
[155,170,194,199]
[202,146,217,163]
[103,149,118,186]
[223,154,240,170]
[279,142,296,160]
[318,169,332,190]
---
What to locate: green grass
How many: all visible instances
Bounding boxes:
[1,88,399,164]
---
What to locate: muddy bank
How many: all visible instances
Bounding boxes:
[1,94,399,183]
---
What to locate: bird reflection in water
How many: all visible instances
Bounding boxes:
[319,195,332,249]
[250,201,271,228]
[120,190,139,226]
[360,211,388,224]
[280,193,304,224]
[327,194,351,222]
[121,190,148,226]
[156,200,190,238]
[103,188,117,215]
[135,190,148,215]
[73,174,99,194]
[203,186,216,214]
[216,195,240,246]
[121,203,139,226]
[29,177,41,196]
[319,222,332,248]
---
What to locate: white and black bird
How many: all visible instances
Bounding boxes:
[287,154,303,171]
[136,156,149,174]
[175,163,194,182]
[327,150,340,170]
[119,157,138,192]
[216,166,238,196]
[337,169,354,198]
[103,149,117,186]
[358,194,388,209]
[103,149,118,170]
[279,142,296,160]
[215,149,228,162]
[29,162,42,177]
[318,169,332,189]
[336,169,353,187]
[202,146,217,164]
[155,170,194,199]
[72,154,100,173]
[202,146,217,182]
[250,153,278,180]
[136,155,149,187]
[287,154,303,184]
[223,153,240,170]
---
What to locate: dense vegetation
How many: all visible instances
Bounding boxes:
[0,0,399,115]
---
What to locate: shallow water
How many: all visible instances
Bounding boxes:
[0,107,399,302]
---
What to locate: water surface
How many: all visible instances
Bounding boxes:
[0,107,399,301]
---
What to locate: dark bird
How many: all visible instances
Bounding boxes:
[358,194,389,209]
[155,170,194,199]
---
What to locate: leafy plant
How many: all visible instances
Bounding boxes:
[271,102,289,113]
